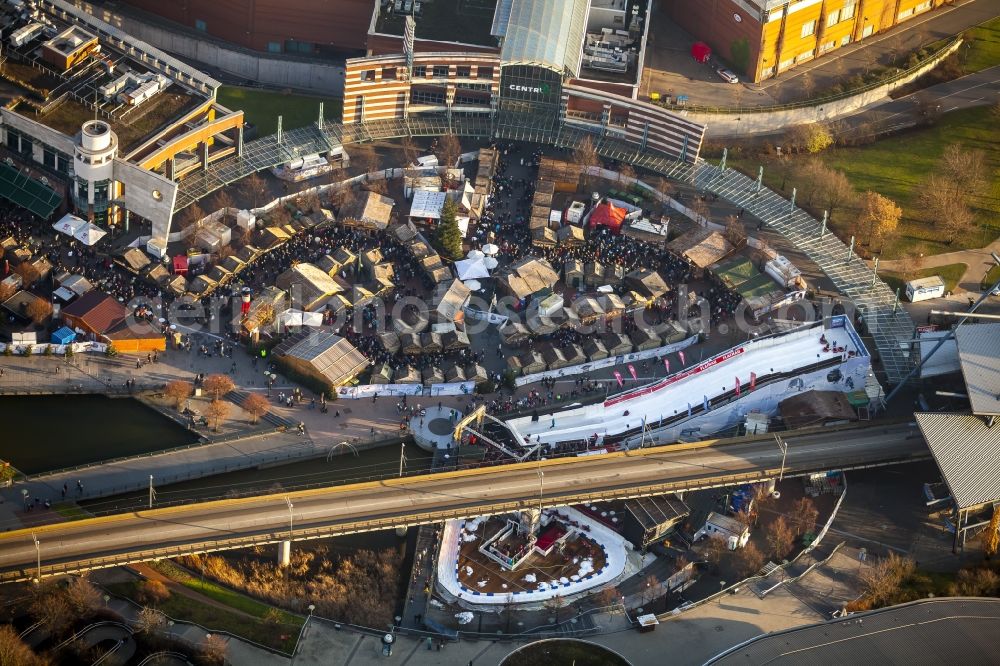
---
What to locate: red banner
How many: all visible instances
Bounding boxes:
[750,372,757,389]
[628,364,637,381]
[606,346,746,407]
[735,376,741,396]
[678,350,686,366]
[663,358,670,373]
[614,371,624,387]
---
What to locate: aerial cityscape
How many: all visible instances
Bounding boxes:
[0,0,996,664]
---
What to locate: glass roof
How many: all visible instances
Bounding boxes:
[499,0,589,76]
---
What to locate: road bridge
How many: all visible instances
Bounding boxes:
[0,422,929,583]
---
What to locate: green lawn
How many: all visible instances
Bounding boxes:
[983,263,1000,291]
[148,560,300,626]
[105,580,300,653]
[52,503,91,521]
[217,86,343,136]
[933,16,1000,74]
[731,106,1000,259]
[882,263,967,295]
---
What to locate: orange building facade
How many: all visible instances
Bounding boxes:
[667,0,952,82]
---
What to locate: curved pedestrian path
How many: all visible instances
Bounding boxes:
[876,238,1000,293]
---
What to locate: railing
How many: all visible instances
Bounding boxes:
[650,37,963,115]
[0,440,927,583]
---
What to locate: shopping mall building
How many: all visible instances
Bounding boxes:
[345,0,705,163]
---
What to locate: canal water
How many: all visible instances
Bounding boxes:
[0,395,198,475]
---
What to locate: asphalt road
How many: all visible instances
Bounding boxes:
[0,422,927,581]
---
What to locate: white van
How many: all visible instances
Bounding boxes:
[905,276,945,302]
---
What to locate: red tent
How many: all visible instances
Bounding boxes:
[172,255,189,275]
[588,201,627,235]
[691,42,711,63]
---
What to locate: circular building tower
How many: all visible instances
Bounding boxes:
[72,120,118,225]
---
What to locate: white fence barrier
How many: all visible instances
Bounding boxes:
[514,335,699,387]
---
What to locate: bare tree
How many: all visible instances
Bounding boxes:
[790,497,819,536]
[593,584,620,609]
[435,134,463,167]
[351,143,380,174]
[940,144,986,199]
[703,538,726,573]
[816,166,855,218]
[0,625,44,666]
[401,136,420,165]
[203,374,235,400]
[859,552,915,608]
[136,607,166,635]
[14,261,40,286]
[26,298,52,326]
[543,593,568,623]
[643,573,660,604]
[164,380,193,410]
[137,579,171,607]
[205,399,230,432]
[269,205,292,228]
[65,575,100,616]
[734,542,766,578]
[618,163,636,187]
[765,516,795,559]
[241,172,268,209]
[243,393,271,424]
[297,190,322,215]
[180,203,206,231]
[655,177,674,210]
[573,135,601,187]
[29,585,73,636]
[689,197,711,225]
[725,215,746,248]
[200,633,228,666]
[213,189,236,217]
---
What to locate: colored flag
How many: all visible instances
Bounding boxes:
[703,395,710,412]
[679,350,686,366]
[735,376,741,396]
[750,372,757,389]
[628,364,637,381]
[663,357,670,373]
[614,371,624,387]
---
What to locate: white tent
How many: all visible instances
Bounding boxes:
[454,256,490,280]
[53,213,87,238]
[278,309,324,327]
[466,249,485,260]
[484,257,499,270]
[482,243,499,256]
[73,223,107,246]
[465,279,483,291]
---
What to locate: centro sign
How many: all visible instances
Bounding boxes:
[508,83,550,94]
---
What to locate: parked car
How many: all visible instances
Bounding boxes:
[716,67,739,84]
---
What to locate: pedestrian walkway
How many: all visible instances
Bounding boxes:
[875,238,1000,293]
[655,158,916,385]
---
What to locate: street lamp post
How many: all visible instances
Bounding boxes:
[537,468,544,515]
[774,434,788,482]
[285,497,294,541]
[31,533,40,583]
[399,441,405,477]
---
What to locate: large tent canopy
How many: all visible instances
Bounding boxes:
[74,223,107,246]
[53,213,87,237]
[455,256,491,281]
